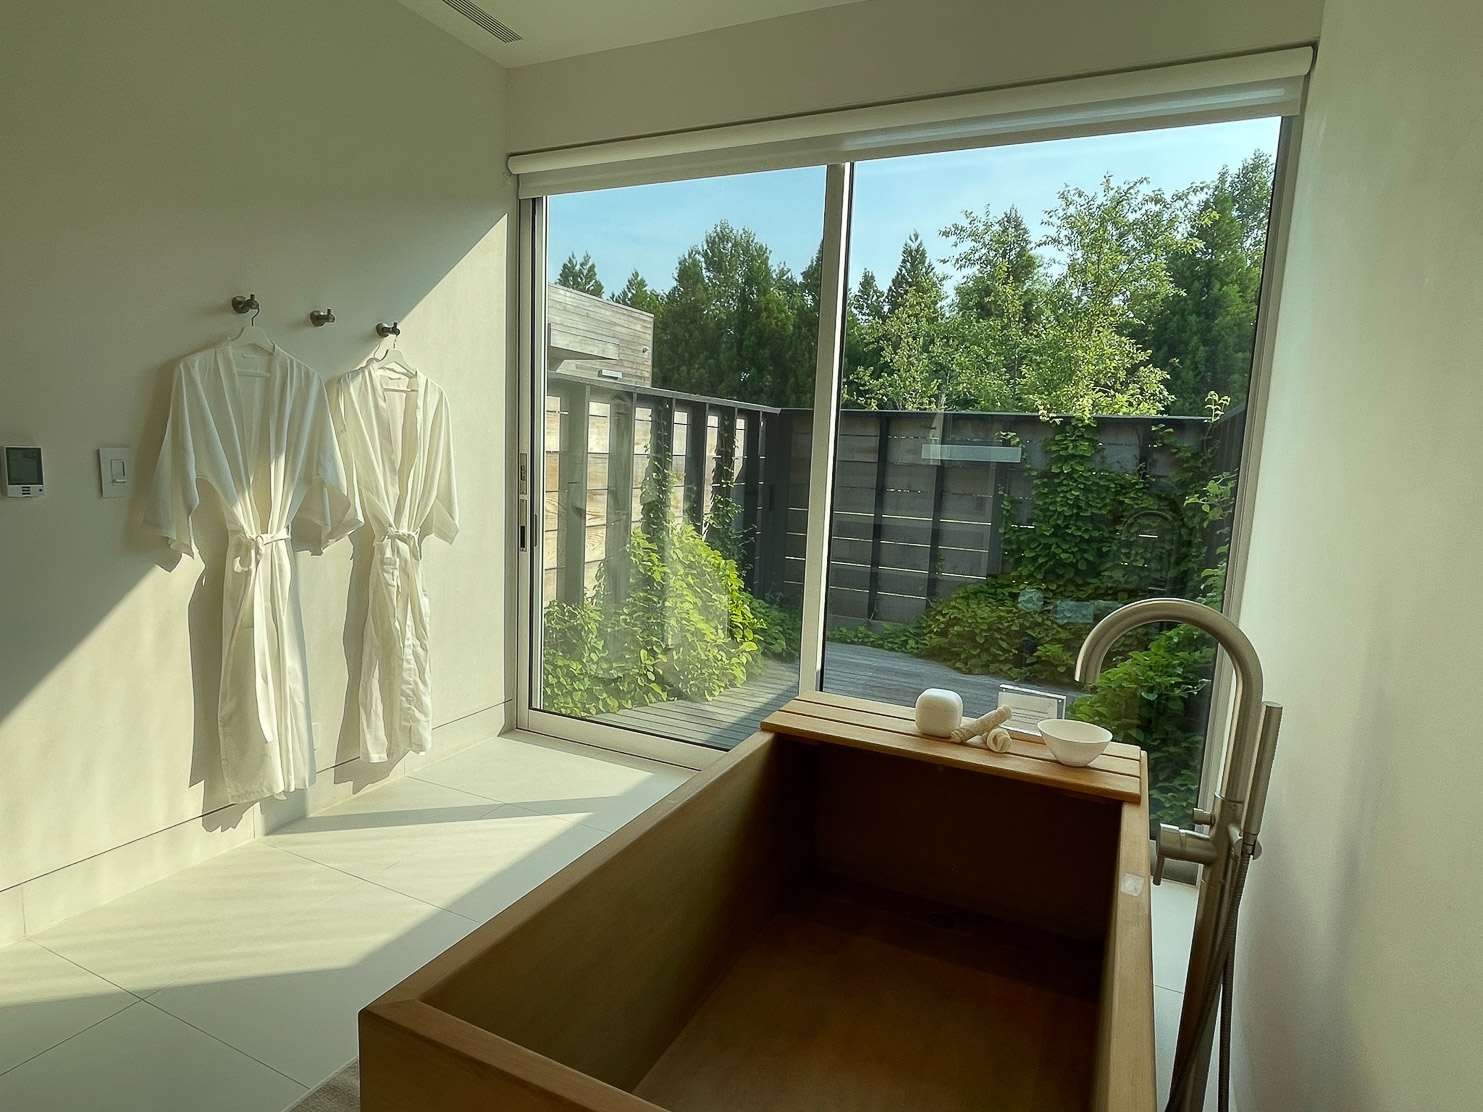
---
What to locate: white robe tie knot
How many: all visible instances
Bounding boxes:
[230,529,293,573]
[377,528,422,560]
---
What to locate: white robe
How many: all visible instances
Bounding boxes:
[145,342,360,803]
[328,364,457,764]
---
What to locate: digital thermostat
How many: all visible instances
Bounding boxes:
[3,446,45,497]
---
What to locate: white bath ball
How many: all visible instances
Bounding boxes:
[914,688,963,738]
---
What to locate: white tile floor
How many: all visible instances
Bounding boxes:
[0,733,1204,1111]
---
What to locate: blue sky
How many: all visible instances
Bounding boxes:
[548,117,1282,296]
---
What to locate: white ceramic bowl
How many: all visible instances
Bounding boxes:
[1037,719,1112,767]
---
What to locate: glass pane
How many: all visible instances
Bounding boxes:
[536,168,826,749]
[819,120,1283,824]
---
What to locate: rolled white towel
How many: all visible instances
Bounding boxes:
[984,726,1012,753]
[949,705,1012,745]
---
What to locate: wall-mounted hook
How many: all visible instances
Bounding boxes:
[309,308,336,327]
[231,294,259,315]
[375,321,401,338]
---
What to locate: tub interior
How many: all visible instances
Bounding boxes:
[424,735,1121,1111]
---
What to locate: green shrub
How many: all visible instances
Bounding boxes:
[541,461,766,715]
[1069,622,1214,824]
[750,597,803,660]
[658,522,759,698]
[827,615,927,656]
[916,581,1098,683]
[540,599,611,717]
[547,416,1233,828]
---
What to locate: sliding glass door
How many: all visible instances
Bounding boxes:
[519,118,1292,821]
[525,168,827,760]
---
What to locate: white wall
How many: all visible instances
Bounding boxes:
[1234,0,1483,1107]
[0,0,513,934]
[507,0,1322,151]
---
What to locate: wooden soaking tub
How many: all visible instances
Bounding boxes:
[360,692,1155,1112]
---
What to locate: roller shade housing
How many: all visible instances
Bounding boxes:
[510,47,1312,198]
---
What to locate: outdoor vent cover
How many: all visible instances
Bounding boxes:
[442,0,521,43]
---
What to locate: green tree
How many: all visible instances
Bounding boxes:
[852,269,887,322]
[942,205,1045,406]
[610,269,665,316]
[846,286,1015,411]
[847,234,973,411]
[1016,175,1192,417]
[842,270,884,405]
[1228,150,1276,256]
[885,232,943,315]
[946,206,1042,328]
[1140,152,1273,413]
[852,180,1189,418]
[651,222,816,407]
[556,251,604,296]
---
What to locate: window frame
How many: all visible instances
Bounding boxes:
[510,115,1304,803]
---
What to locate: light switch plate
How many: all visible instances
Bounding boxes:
[98,447,134,499]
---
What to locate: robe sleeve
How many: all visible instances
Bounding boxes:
[424,390,459,545]
[142,365,200,558]
[295,379,361,554]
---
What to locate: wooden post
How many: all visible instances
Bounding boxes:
[557,380,590,606]
[684,402,707,529]
[710,406,738,557]
[924,417,948,604]
[759,410,794,604]
[986,458,1005,577]
[605,388,635,604]
[865,412,891,623]
[642,395,674,542]
[741,409,763,591]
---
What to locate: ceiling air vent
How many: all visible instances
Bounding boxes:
[441,0,522,43]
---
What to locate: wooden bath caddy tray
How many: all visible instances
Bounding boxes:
[764,690,1146,804]
[360,691,1156,1111]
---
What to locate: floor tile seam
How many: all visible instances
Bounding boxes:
[23,805,626,1005]
[138,996,310,1091]
[262,841,478,919]
[264,835,425,883]
[407,769,508,804]
[40,884,428,1001]
[24,936,149,1000]
[251,840,440,906]
[274,797,563,871]
[0,993,139,1080]
[34,840,311,936]
[305,778,517,819]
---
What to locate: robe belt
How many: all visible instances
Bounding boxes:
[376,528,422,559]
[230,529,292,573]
[223,529,294,753]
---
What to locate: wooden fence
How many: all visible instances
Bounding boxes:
[790,411,1218,626]
[543,369,1229,626]
[543,372,786,605]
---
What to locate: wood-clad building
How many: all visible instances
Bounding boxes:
[547,283,654,387]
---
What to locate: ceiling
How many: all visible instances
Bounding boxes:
[396,0,868,67]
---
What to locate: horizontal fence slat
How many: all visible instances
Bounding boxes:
[830,564,929,596]
[880,520,992,550]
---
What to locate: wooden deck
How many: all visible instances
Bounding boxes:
[595,644,1079,751]
[597,657,799,750]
